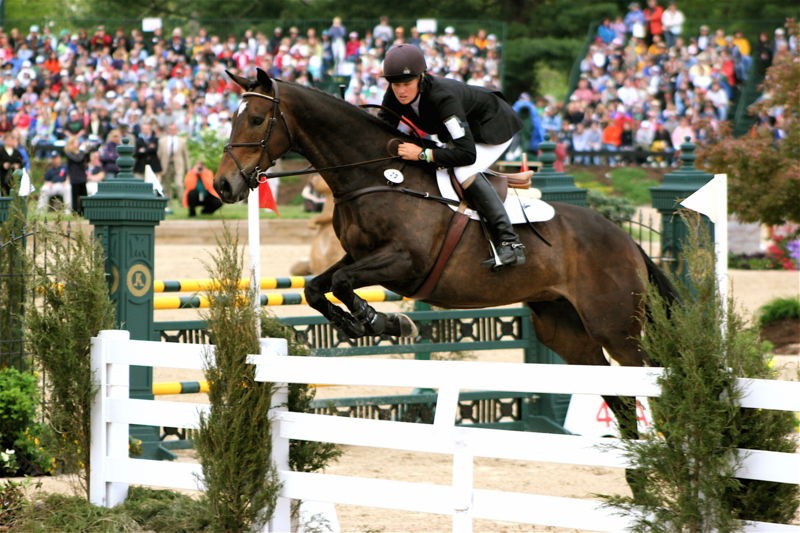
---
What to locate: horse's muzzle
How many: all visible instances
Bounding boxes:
[214,175,247,203]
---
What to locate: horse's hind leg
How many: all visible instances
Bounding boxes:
[527,300,608,366]
[528,300,646,501]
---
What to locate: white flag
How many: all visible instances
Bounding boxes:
[144,164,164,197]
[17,168,35,197]
[680,174,727,223]
[681,174,729,323]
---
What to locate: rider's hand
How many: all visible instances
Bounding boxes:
[397,142,424,161]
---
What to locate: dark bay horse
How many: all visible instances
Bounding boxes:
[214,69,677,472]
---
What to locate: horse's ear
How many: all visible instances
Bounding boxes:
[226,69,254,91]
[256,68,273,91]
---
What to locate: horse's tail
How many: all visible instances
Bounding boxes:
[638,244,681,317]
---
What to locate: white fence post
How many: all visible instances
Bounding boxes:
[257,337,292,533]
[452,437,474,533]
[90,329,131,507]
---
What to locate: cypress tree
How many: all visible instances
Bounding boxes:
[194,225,279,531]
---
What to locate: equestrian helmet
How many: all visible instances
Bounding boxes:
[382,44,426,82]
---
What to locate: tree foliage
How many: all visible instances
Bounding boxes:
[605,215,799,529]
[194,225,279,531]
[24,220,116,498]
[0,193,28,371]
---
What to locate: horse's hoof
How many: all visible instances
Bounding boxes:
[394,313,418,337]
[381,313,417,338]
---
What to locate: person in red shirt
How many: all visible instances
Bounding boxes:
[601,119,622,166]
[644,0,664,46]
[43,51,61,76]
[345,31,362,64]
[12,104,33,146]
[90,25,112,51]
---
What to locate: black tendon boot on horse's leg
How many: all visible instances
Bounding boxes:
[348,294,418,338]
[462,173,526,270]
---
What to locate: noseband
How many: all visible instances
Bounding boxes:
[223,83,293,189]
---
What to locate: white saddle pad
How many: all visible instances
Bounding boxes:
[436,169,555,224]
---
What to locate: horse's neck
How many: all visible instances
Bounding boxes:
[285,87,394,190]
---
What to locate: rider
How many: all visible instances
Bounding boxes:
[378,43,526,270]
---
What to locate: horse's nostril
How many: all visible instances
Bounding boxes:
[216,179,232,202]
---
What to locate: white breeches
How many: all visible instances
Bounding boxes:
[451,139,512,184]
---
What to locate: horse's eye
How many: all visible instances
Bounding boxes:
[249,116,264,127]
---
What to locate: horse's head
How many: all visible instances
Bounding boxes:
[214,68,293,203]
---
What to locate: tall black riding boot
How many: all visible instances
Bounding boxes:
[463,173,526,270]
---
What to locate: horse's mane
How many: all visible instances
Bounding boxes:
[276,79,418,144]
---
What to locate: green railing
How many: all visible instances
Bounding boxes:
[154,306,571,435]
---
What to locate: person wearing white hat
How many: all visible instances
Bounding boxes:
[37,151,72,213]
[442,26,460,52]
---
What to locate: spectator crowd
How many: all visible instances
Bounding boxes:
[529,1,798,167]
[0,6,796,214]
[0,16,504,213]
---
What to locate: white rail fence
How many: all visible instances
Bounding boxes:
[90,329,800,532]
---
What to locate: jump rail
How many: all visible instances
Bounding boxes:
[154,275,313,293]
[91,330,800,533]
[154,287,406,310]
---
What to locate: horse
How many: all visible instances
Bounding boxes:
[214,69,678,494]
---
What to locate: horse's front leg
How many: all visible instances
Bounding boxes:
[329,248,418,339]
[304,254,369,339]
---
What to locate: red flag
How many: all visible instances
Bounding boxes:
[520,152,529,172]
[258,181,280,215]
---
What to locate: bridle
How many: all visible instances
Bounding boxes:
[223,82,413,189]
[223,83,293,190]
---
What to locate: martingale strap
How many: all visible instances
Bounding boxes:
[332,175,474,300]
[412,209,470,300]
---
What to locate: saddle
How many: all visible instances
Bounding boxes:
[485,169,535,202]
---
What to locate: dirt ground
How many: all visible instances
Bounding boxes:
[26,220,800,532]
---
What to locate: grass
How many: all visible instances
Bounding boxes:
[34,198,316,222]
[606,167,661,206]
[572,169,614,196]
[574,166,662,206]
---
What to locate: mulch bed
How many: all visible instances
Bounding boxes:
[760,318,800,354]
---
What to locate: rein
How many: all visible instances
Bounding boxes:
[225,89,409,184]
[333,185,459,207]
[262,155,402,179]
[260,102,414,179]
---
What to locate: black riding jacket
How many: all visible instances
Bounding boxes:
[378,74,522,168]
